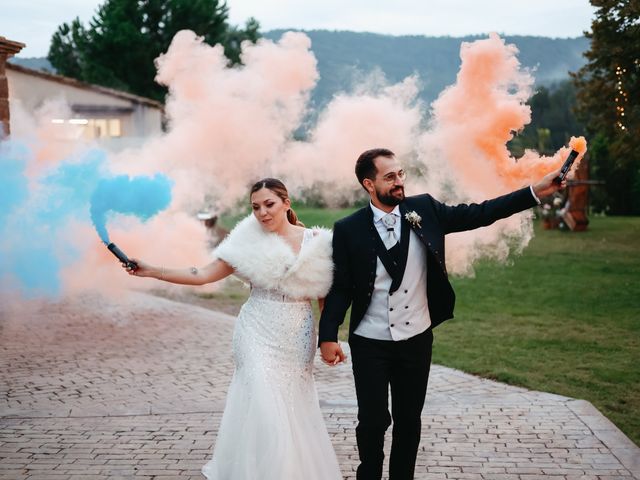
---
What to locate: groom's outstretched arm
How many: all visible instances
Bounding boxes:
[319,220,353,346]
[434,169,564,234]
[432,186,538,234]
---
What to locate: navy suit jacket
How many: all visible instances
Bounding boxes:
[318,186,538,344]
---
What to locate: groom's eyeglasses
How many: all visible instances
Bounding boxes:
[380,170,407,184]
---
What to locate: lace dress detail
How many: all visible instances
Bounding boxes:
[201,229,342,479]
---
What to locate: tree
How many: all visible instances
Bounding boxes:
[571,0,640,214]
[508,80,585,158]
[48,0,260,102]
[47,18,87,81]
[224,17,260,65]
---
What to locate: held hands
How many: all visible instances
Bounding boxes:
[532,168,567,199]
[320,341,347,366]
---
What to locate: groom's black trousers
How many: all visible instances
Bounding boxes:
[349,328,433,480]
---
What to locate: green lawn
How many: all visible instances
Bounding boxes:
[177,211,639,445]
[439,216,640,446]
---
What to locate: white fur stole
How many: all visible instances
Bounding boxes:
[213,215,334,299]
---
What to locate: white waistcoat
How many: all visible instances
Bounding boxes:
[355,229,431,341]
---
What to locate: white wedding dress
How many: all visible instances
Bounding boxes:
[202,229,342,479]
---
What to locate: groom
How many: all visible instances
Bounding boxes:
[319,148,564,480]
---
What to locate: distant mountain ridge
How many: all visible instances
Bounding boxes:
[264,30,589,107]
[8,57,54,72]
[11,31,588,108]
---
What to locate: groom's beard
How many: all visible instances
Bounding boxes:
[377,186,405,206]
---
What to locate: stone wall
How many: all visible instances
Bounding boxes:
[0,36,25,136]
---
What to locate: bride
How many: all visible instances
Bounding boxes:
[123,178,344,479]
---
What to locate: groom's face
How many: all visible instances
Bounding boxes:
[367,155,406,207]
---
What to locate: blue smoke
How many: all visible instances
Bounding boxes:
[0,143,108,296]
[0,142,57,296]
[90,175,173,244]
[0,139,173,297]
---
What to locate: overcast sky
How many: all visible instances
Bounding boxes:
[2,0,596,58]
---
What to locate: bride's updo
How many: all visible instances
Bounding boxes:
[250,178,304,227]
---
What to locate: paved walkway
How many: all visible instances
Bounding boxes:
[1,292,637,480]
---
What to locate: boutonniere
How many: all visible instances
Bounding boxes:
[405,211,422,229]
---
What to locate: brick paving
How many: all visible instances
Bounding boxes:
[1,291,638,479]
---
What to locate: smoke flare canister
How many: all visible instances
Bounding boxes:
[555,150,579,183]
[107,242,138,271]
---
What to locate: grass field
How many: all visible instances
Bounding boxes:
[165,210,640,445]
[439,216,640,446]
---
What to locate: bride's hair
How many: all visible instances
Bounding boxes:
[250,178,305,227]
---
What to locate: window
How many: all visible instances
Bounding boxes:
[86,118,123,138]
[49,118,123,139]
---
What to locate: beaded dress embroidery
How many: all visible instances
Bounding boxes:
[202,229,342,479]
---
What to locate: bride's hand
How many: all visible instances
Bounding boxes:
[122,258,153,278]
[320,341,347,366]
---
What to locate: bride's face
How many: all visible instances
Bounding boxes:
[251,188,291,232]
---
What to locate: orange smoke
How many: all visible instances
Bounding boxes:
[418,33,563,199]
[413,33,588,276]
[280,76,423,205]
[110,30,319,212]
[570,136,587,154]
[6,30,589,296]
